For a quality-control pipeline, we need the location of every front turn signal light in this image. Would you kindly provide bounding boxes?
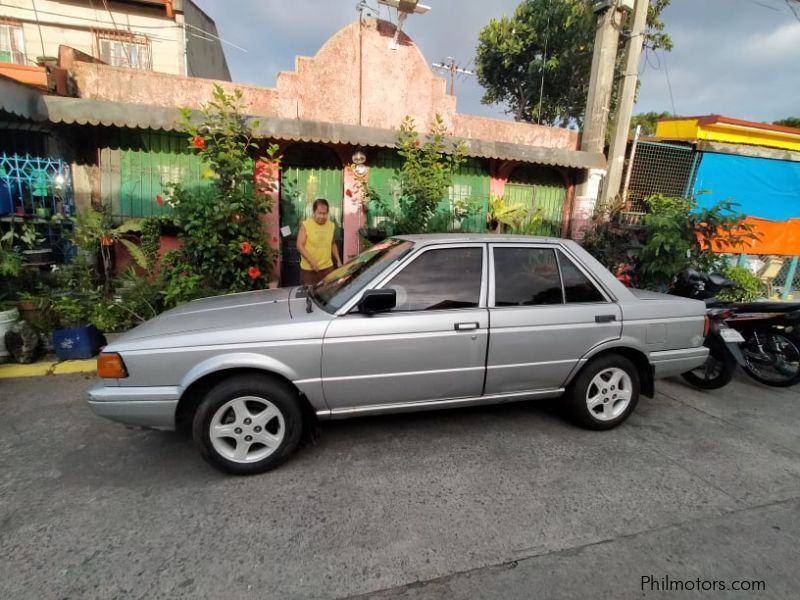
[703,315,710,337]
[97,352,128,379]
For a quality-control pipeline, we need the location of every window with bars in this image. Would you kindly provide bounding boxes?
[0,19,26,65]
[95,30,152,70]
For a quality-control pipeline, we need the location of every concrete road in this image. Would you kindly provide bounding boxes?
[1,373,798,599]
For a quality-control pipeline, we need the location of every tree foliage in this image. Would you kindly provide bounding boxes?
[773,117,800,129]
[630,111,673,136]
[393,115,468,234]
[476,0,672,126]
[164,85,279,300]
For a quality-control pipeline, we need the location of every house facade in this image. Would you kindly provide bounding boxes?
[1,18,605,285]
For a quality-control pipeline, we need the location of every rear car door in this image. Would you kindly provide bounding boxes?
[321,244,488,410]
[485,243,622,394]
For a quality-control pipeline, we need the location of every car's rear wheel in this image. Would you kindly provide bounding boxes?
[192,374,303,475]
[566,354,640,430]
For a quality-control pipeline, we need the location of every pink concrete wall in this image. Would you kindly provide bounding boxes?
[70,19,578,151]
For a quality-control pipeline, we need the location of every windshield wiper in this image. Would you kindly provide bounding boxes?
[305,285,313,313]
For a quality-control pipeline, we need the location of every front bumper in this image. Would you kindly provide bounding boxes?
[649,347,710,379]
[88,382,180,430]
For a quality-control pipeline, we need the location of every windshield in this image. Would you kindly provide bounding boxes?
[311,239,413,312]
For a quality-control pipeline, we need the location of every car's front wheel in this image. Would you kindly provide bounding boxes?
[192,374,303,475]
[566,354,640,430]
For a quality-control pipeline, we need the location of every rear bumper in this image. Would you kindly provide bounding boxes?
[649,347,709,379]
[87,382,180,430]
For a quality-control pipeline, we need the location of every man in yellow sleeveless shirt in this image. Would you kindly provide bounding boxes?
[296,198,342,286]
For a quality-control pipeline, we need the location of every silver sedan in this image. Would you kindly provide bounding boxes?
[89,235,708,474]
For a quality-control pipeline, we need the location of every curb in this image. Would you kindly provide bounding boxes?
[0,358,96,379]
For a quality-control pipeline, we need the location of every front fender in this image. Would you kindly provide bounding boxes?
[179,352,300,392]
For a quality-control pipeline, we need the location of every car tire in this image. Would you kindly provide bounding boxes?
[192,374,303,475]
[565,354,640,430]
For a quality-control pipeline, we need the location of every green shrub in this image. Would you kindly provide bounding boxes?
[715,265,764,302]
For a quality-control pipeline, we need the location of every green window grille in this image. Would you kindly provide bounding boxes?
[101,131,210,219]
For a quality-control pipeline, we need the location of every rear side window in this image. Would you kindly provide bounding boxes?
[557,251,605,303]
[493,247,563,306]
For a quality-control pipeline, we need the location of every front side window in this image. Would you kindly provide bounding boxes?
[0,19,26,65]
[558,250,606,303]
[386,247,482,311]
[96,31,152,70]
[494,247,563,306]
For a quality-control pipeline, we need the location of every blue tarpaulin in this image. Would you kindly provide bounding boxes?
[693,152,800,221]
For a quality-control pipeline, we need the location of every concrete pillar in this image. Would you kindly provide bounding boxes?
[254,158,281,284]
[342,164,365,261]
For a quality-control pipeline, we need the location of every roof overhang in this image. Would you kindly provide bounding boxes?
[3,81,605,170]
[0,76,41,120]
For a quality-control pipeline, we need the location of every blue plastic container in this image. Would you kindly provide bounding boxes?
[52,325,105,360]
[0,180,13,216]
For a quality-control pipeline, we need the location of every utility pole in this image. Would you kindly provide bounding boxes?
[571,1,627,239]
[600,0,648,207]
[432,57,475,96]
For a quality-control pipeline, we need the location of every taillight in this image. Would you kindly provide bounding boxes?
[703,315,710,337]
[97,352,128,379]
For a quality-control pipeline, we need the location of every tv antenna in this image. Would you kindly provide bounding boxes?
[431,57,475,95]
[377,0,431,49]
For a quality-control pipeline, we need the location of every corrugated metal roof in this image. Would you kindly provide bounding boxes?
[4,81,605,170]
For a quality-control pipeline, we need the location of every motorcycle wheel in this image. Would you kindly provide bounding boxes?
[681,338,735,390]
[741,330,800,387]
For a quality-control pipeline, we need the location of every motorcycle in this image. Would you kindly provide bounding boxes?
[669,270,748,390]
[708,300,800,387]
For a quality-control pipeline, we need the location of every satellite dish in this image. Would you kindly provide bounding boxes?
[377,0,432,49]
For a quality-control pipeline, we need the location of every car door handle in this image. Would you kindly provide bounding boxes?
[454,322,479,331]
[595,314,617,323]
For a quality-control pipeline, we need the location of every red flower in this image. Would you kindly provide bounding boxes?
[345,189,353,198]
[193,135,206,149]
[240,241,253,255]
[271,236,278,243]
[155,195,164,206]
[248,266,261,280]
[414,140,421,146]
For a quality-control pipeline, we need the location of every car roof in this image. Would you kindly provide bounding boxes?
[395,234,568,245]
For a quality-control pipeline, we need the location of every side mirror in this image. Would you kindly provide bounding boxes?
[358,289,396,314]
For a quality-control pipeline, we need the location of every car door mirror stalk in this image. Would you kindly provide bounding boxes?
[358,289,396,314]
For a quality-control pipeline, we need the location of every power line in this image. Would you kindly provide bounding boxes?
[661,48,676,115]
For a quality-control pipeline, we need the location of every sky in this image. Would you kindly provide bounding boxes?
[192,0,800,125]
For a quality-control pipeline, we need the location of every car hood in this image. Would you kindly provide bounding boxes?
[108,287,305,348]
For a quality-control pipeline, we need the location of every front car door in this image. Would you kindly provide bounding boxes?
[321,243,488,411]
[485,243,622,395]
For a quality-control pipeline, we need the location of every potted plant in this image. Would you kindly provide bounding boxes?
[42,257,105,359]
[486,195,525,233]
[18,223,53,265]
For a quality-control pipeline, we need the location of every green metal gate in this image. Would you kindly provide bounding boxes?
[280,144,343,285]
[504,165,566,237]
